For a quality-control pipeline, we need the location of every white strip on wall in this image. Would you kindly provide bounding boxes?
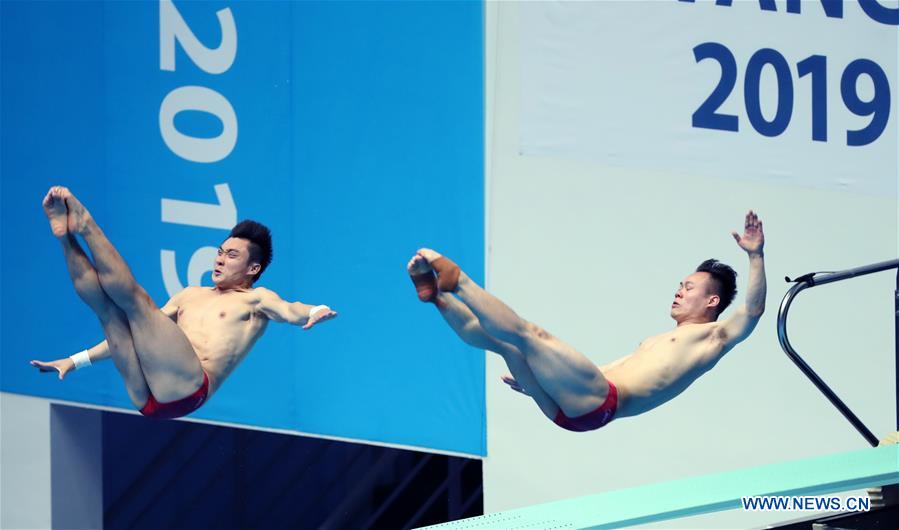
[1,392,52,530]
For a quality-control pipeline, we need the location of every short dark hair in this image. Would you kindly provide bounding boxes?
[228,220,272,284]
[696,259,737,317]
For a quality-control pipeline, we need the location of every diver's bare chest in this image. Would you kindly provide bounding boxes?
[636,326,710,356]
[177,291,256,325]
[637,330,679,353]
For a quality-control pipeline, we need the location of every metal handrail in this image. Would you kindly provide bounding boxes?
[776,258,899,447]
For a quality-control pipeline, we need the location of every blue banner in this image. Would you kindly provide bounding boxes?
[1,0,485,456]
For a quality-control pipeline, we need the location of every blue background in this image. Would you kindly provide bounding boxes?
[1,0,485,456]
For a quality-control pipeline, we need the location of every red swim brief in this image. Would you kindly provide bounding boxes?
[553,381,618,432]
[139,372,209,420]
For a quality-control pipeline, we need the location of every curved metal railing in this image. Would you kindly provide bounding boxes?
[776,258,899,447]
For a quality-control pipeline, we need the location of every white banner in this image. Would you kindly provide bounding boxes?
[520,0,897,195]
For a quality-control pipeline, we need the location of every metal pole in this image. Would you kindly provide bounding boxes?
[804,259,899,287]
[777,282,880,447]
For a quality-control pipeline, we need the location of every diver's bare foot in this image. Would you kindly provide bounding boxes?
[408,254,437,303]
[416,248,442,263]
[408,254,432,276]
[42,186,69,238]
[60,188,93,234]
[417,248,460,292]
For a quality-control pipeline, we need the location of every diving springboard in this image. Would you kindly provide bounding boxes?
[420,444,899,529]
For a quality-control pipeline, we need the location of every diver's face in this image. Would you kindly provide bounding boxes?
[213,237,258,286]
[670,271,718,322]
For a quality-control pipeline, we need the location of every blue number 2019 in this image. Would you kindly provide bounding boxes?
[692,42,890,147]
